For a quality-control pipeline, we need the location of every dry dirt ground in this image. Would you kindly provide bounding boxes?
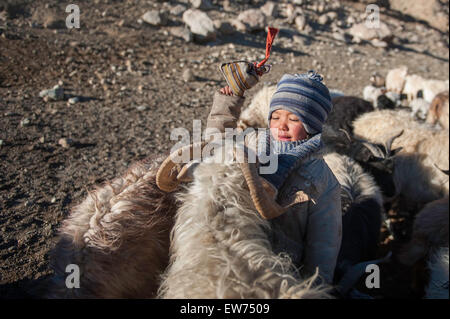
[0,0,448,298]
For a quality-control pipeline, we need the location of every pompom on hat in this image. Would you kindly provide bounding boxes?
[268,71,333,135]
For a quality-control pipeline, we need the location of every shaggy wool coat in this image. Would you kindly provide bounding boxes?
[206,91,343,284]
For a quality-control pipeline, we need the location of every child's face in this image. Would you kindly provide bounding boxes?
[270,109,308,142]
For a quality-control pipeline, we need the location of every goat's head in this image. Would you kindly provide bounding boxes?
[340,129,404,198]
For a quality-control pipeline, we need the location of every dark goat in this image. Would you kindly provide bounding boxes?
[323,128,404,199]
[327,96,374,133]
[323,152,388,298]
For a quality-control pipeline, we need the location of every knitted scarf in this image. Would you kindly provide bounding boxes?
[257,129,323,190]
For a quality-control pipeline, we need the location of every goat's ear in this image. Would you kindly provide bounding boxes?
[389,147,403,157]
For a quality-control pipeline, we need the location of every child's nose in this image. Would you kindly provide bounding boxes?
[278,119,289,130]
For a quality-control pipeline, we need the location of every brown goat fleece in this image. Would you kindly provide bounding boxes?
[46,155,177,298]
[426,91,449,130]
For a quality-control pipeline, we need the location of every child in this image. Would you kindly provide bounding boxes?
[207,70,342,284]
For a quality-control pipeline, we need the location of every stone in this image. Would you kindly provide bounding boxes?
[136,105,148,111]
[42,11,65,29]
[39,85,64,101]
[68,96,80,105]
[182,69,195,82]
[318,14,330,25]
[169,26,193,42]
[190,0,214,11]
[170,4,186,16]
[213,20,235,35]
[182,9,216,42]
[237,9,266,32]
[58,138,73,148]
[20,118,30,127]
[260,2,277,18]
[371,38,388,48]
[295,15,307,31]
[231,20,247,33]
[142,10,168,26]
[390,0,448,33]
[348,22,392,42]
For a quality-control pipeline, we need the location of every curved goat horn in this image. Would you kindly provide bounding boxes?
[433,163,449,176]
[238,160,287,220]
[385,130,404,155]
[361,142,385,159]
[338,128,353,143]
[156,141,206,192]
[235,144,287,220]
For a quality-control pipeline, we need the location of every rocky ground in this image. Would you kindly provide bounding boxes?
[0,0,448,298]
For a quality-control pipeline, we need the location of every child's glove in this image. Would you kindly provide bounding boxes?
[219,27,279,96]
[219,61,270,97]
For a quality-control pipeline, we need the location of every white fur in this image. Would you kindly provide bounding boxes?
[423,79,449,104]
[353,110,449,203]
[158,144,332,299]
[403,74,425,104]
[385,66,408,94]
[363,85,385,107]
[237,85,276,130]
[324,152,383,207]
[409,98,430,120]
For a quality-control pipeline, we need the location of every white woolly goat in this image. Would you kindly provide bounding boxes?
[423,79,449,104]
[425,247,449,299]
[363,85,386,107]
[47,155,176,298]
[323,152,383,211]
[409,98,430,120]
[237,85,276,130]
[353,109,449,203]
[385,66,408,94]
[157,145,332,299]
[403,74,425,104]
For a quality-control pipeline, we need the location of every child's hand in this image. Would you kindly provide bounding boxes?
[220,86,234,96]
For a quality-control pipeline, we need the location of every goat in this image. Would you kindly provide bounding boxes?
[353,109,449,203]
[423,79,449,104]
[385,66,408,94]
[46,155,177,298]
[323,152,390,297]
[398,197,449,267]
[426,91,449,130]
[363,85,386,107]
[403,74,425,104]
[322,126,403,200]
[327,96,374,133]
[237,85,275,130]
[409,98,430,120]
[398,195,449,299]
[157,141,332,299]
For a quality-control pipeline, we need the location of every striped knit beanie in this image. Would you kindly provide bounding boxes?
[268,71,332,135]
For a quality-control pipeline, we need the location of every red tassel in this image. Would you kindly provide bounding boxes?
[256,27,279,69]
